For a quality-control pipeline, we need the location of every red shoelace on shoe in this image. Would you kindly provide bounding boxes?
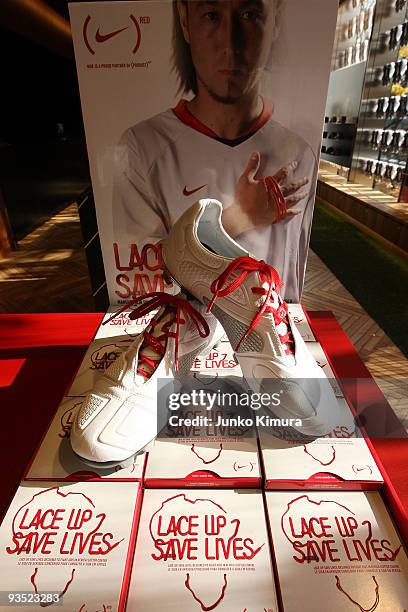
[104,292,210,377]
[207,256,294,355]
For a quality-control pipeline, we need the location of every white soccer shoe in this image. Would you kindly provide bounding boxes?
[162,199,353,438]
[70,292,223,468]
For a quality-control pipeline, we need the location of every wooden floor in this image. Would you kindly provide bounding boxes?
[0,202,406,421]
[0,204,94,313]
[302,250,407,423]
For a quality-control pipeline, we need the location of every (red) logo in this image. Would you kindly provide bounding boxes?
[352,464,373,475]
[233,462,255,472]
[83,15,142,55]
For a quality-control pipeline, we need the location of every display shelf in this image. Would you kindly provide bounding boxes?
[0,312,407,548]
[351,0,408,201]
[309,311,408,545]
[332,0,376,70]
[321,151,355,166]
[322,120,357,167]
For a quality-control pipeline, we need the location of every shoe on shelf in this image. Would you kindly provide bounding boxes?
[163,199,352,439]
[70,291,223,468]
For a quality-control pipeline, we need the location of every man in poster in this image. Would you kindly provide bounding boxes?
[113,0,317,302]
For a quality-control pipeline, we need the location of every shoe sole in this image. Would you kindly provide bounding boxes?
[72,440,153,471]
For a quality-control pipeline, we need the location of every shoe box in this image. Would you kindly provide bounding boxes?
[125,488,279,611]
[307,341,344,397]
[65,308,153,397]
[287,304,316,342]
[259,398,384,490]
[4,302,402,610]
[23,396,147,482]
[0,480,142,611]
[144,404,261,488]
[265,491,408,611]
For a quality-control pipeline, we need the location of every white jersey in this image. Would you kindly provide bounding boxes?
[112,100,317,302]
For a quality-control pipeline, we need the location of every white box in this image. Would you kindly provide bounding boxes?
[126,489,279,611]
[0,480,142,611]
[265,491,408,611]
[94,307,154,340]
[307,341,343,397]
[67,334,133,396]
[24,397,146,481]
[259,398,383,490]
[145,408,260,487]
[66,309,151,397]
[288,304,316,342]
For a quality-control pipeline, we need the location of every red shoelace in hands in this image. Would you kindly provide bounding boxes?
[264,175,287,222]
[207,256,294,355]
[104,292,210,377]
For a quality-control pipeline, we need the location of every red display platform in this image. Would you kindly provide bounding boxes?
[308,312,408,544]
[0,312,407,544]
[0,313,103,521]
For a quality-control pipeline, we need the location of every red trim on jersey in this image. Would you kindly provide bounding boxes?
[172,98,272,140]
[173,100,218,138]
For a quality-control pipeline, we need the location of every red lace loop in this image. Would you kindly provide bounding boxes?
[207,256,294,354]
[104,292,210,375]
[264,175,287,222]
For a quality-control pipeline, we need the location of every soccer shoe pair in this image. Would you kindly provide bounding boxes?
[70,292,223,468]
[162,199,353,439]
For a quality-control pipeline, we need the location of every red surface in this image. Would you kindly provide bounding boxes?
[0,313,102,349]
[0,358,25,387]
[172,98,272,139]
[145,476,261,489]
[0,313,103,521]
[265,478,382,491]
[309,311,408,544]
[119,483,144,612]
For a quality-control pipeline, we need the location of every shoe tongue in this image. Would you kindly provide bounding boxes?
[136,308,175,382]
[259,279,295,360]
[276,321,288,336]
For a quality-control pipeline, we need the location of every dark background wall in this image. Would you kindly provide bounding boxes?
[0,1,90,240]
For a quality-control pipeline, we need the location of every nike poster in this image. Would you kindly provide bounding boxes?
[69,0,338,305]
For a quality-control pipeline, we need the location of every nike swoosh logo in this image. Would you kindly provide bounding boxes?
[183,184,206,197]
[95,26,128,43]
